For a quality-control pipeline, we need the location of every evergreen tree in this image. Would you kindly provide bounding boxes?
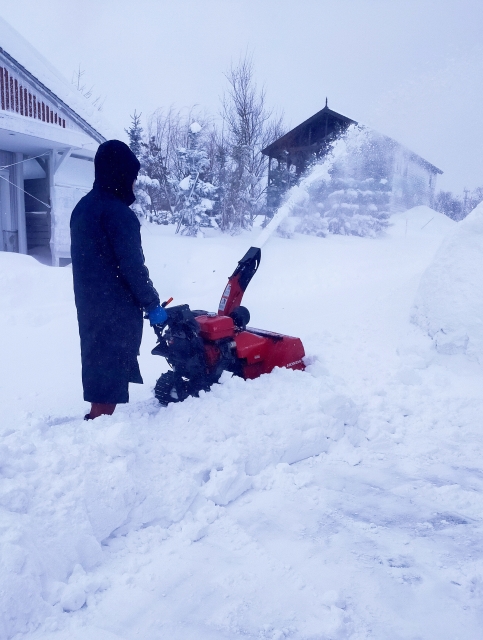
[125,111,143,158]
[176,123,218,236]
[139,135,172,223]
[209,134,230,230]
[125,111,156,220]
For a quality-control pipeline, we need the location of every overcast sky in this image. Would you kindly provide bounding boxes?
[2,0,483,191]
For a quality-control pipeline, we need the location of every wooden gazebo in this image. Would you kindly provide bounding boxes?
[262,101,355,175]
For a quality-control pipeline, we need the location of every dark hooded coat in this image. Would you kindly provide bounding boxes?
[70,140,160,404]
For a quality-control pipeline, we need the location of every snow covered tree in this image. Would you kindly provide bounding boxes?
[139,135,173,223]
[125,112,161,220]
[175,122,218,236]
[139,108,216,227]
[205,131,231,230]
[433,190,464,221]
[124,111,152,218]
[123,57,284,234]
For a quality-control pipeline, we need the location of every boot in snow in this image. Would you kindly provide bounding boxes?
[84,403,116,420]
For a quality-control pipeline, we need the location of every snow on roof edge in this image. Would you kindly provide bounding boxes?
[0,16,119,142]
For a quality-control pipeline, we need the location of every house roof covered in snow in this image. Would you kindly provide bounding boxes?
[0,17,113,144]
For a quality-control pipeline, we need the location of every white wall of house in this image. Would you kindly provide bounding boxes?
[0,49,104,265]
[0,13,113,265]
[50,154,94,265]
[0,149,26,254]
[390,146,438,212]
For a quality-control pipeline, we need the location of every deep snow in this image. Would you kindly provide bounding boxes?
[2,206,483,640]
[413,200,483,362]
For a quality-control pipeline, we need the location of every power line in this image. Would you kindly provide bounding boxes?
[0,152,49,171]
[0,174,51,209]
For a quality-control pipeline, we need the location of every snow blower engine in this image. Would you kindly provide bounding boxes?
[151,247,305,406]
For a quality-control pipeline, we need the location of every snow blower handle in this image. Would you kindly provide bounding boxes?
[147,298,173,335]
[218,247,261,316]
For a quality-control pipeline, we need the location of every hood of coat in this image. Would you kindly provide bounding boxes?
[93,140,141,206]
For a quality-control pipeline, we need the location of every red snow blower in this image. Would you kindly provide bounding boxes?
[151,246,305,406]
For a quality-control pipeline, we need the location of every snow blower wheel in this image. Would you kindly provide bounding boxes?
[154,370,210,406]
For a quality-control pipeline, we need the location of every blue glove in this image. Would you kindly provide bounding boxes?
[148,305,168,326]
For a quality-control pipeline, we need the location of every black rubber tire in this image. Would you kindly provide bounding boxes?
[154,371,179,406]
[154,370,215,406]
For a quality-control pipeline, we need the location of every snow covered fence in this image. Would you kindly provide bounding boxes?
[0,360,361,638]
[412,200,483,360]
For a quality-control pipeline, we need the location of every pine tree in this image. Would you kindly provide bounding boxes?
[176,123,218,236]
[125,111,143,158]
[139,135,173,223]
[124,111,153,220]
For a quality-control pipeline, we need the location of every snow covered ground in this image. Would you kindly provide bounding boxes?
[2,205,483,640]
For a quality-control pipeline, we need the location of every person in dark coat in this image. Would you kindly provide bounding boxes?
[70,140,167,420]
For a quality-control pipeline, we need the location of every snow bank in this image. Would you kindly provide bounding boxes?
[412,201,483,359]
[387,204,455,240]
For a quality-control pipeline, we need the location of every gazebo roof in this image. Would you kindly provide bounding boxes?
[262,104,356,158]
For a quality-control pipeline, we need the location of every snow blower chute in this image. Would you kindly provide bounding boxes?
[151,200,306,406]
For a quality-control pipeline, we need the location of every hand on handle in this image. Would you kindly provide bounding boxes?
[148,305,168,326]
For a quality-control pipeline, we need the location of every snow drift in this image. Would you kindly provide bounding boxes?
[412,200,483,360]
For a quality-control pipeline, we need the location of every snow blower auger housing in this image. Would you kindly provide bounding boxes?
[151,247,305,406]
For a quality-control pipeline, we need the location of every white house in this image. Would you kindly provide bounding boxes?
[0,18,111,266]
